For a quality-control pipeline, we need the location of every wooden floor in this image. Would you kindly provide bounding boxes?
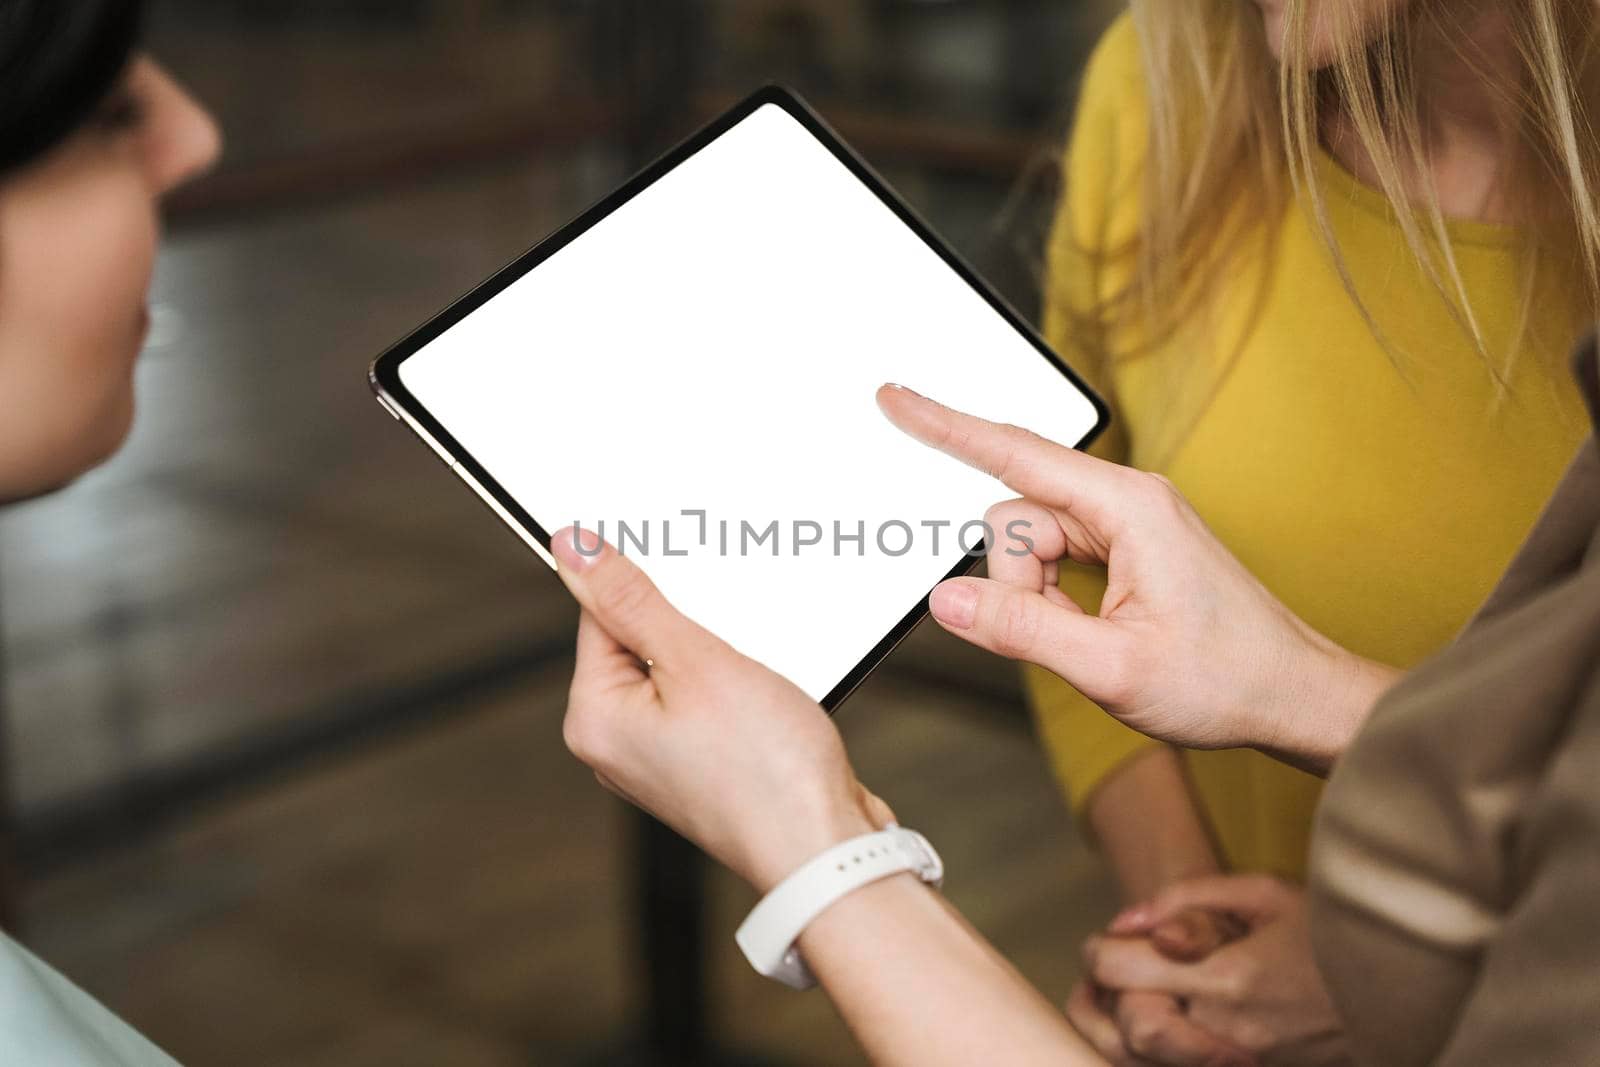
[20,662,1115,1066]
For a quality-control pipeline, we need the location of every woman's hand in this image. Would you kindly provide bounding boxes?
[1084,877,1350,1067]
[551,525,890,893]
[1066,909,1253,1067]
[877,385,1398,770]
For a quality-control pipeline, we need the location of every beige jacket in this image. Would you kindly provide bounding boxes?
[1308,340,1600,1065]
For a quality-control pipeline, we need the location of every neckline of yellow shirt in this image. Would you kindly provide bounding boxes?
[1310,143,1521,251]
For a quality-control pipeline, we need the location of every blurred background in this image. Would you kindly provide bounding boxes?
[0,1,1123,1063]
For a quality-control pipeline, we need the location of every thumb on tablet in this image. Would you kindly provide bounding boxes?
[550,525,710,673]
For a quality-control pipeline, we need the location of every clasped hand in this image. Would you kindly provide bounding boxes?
[1067,877,1349,1067]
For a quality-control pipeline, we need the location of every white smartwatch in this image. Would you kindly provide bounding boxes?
[735,825,944,990]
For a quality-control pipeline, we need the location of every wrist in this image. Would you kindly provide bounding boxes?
[744,788,884,895]
[1262,638,1399,776]
[1144,852,1222,893]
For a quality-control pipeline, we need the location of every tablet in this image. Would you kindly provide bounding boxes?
[370,86,1107,711]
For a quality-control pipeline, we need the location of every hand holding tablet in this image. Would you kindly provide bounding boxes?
[551,521,889,897]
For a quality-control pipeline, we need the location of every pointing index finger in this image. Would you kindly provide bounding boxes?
[875,384,1127,525]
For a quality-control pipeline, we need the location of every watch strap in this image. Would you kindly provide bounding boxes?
[735,825,944,990]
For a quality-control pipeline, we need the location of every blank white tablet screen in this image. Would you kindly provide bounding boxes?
[397,99,1102,705]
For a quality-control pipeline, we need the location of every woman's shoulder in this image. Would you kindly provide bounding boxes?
[1079,11,1144,113]
[1056,12,1149,224]
[1046,12,1148,286]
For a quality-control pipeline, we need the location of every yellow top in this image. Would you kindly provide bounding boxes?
[1027,15,1592,879]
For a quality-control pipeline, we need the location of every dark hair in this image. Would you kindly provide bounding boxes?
[0,0,144,173]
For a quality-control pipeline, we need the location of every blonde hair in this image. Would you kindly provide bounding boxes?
[1093,0,1600,387]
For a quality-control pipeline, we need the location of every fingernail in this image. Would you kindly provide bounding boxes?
[930,582,978,629]
[885,382,924,398]
[551,525,603,572]
[1109,905,1150,933]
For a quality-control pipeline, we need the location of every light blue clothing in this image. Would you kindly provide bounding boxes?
[1,933,179,1065]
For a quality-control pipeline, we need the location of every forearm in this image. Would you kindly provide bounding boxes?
[1087,746,1221,902]
[800,872,1101,1067]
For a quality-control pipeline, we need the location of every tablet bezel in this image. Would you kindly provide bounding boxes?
[369,84,1109,712]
